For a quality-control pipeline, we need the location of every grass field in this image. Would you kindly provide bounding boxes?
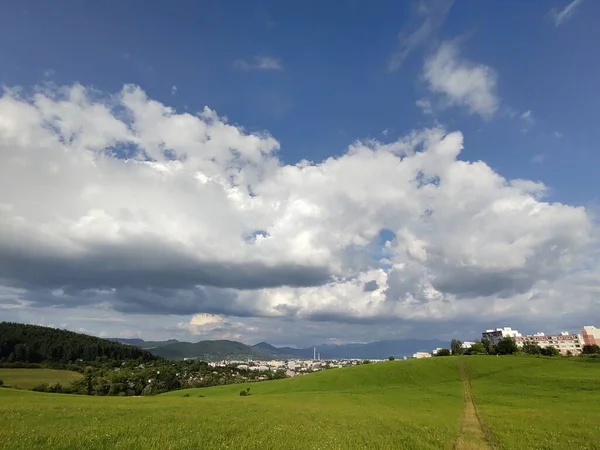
[0,356,598,450]
[465,356,600,450]
[0,368,82,389]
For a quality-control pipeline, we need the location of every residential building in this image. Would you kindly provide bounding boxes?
[582,326,600,346]
[461,341,476,349]
[412,352,432,359]
[516,332,583,355]
[481,327,522,345]
[482,327,584,355]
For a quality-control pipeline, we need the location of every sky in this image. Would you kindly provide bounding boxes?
[0,0,599,347]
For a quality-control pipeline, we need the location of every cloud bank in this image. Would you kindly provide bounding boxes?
[0,83,598,340]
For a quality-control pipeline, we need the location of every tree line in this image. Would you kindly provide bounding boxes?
[26,359,288,396]
[0,322,291,396]
[435,337,600,357]
[0,322,157,365]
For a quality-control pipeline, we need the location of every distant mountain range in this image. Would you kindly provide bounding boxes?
[107,337,448,361]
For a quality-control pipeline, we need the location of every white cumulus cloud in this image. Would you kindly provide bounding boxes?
[0,83,598,338]
[424,41,500,119]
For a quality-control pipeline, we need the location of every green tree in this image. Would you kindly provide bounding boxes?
[496,337,518,355]
[450,339,463,355]
[481,338,496,355]
[581,344,600,355]
[388,356,395,361]
[436,348,451,356]
[522,341,542,355]
[464,342,485,355]
[540,346,560,357]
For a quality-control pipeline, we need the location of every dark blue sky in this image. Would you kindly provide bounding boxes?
[0,0,597,197]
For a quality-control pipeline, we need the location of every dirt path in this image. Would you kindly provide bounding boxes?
[455,360,494,450]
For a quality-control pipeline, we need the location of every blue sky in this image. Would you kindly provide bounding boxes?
[1,0,597,204]
[0,0,598,344]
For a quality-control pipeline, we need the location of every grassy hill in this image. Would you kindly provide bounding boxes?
[465,356,600,449]
[1,356,599,449]
[0,368,82,389]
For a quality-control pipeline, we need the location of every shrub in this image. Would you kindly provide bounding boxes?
[240,387,251,396]
[582,344,600,355]
[496,337,518,355]
[540,346,560,357]
[0,378,3,387]
[32,383,50,392]
[183,393,190,397]
[436,349,451,357]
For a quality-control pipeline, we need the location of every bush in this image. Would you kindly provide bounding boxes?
[496,337,518,355]
[183,393,190,397]
[32,383,50,392]
[540,346,560,357]
[436,349,451,356]
[239,387,251,396]
[582,344,600,355]
[388,356,395,361]
[522,342,542,355]
[0,378,3,387]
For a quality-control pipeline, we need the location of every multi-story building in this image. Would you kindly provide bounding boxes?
[481,327,522,345]
[482,327,584,355]
[516,332,583,355]
[582,326,600,346]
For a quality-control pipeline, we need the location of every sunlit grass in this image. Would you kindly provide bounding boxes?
[0,368,82,389]
[466,356,600,449]
[0,359,463,450]
[1,356,599,449]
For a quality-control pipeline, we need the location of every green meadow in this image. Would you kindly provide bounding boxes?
[0,368,82,389]
[465,356,600,450]
[1,356,599,450]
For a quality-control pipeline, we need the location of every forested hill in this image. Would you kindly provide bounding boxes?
[0,322,159,364]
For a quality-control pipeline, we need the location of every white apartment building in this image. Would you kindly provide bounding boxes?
[413,352,432,359]
[516,332,583,355]
[481,327,522,345]
[482,327,584,355]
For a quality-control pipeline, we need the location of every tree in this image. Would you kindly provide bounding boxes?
[540,346,560,357]
[450,339,463,355]
[464,342,485,355]
[496,337,518,355]
[522,341,542,355]
[481,338,495,355]
[436,348,451,356]
[0,378,3,387]
[388,356,395,361]
[582,344,600,355]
